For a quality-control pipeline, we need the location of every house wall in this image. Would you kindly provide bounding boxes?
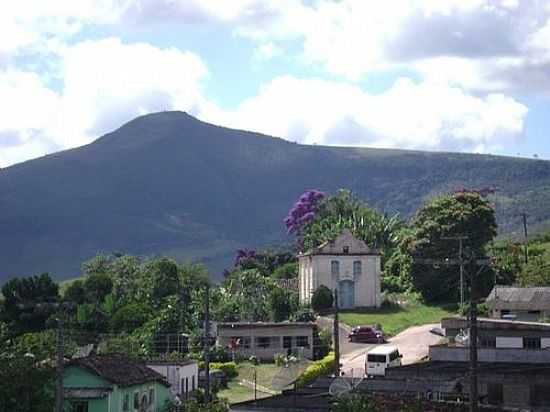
[112,382,171,412]
[64,366,171,412]
[147,363,198,398]
[218,325,314,361]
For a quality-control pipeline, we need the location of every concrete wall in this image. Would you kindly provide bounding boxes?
[429,345,550,363]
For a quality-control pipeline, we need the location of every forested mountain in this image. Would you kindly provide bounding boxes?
[1,111,550,282]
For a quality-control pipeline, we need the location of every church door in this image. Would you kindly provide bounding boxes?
[339,280,355,309]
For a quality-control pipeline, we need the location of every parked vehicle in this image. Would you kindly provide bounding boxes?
[348,325,385,343]
[365,345,402,376]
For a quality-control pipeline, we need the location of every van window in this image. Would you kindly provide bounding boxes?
[367,354,386,363]
[389,351,400,362]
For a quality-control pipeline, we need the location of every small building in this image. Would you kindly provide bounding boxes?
[217,322,315,361]
[145,359,198,400]
[64,355,172,412]
[440,316,550,353]
[486,286,550,321]
[298,229,382,309]
[360,317,550,410]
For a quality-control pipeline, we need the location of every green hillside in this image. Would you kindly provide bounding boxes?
[1,111,550,282]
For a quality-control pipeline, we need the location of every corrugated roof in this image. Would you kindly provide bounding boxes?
[486,286,550,311]
[67,355,170,387]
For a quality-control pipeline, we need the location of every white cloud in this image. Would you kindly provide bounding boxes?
[206,76,528,153]
[0,38,210,166]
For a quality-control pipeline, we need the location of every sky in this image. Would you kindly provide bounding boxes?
[1,0,550,167]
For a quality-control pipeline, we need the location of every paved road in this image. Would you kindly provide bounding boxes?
[340,323,441,377]
[317,316,374,356]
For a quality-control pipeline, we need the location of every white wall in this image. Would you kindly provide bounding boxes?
[495,337,523,349]
[147,362,198,397]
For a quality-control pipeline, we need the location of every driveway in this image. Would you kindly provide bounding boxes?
[340,323,442,377]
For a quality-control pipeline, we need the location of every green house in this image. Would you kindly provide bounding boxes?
[63,355,172,412]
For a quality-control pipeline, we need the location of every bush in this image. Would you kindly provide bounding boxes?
[208,362,238,379]
[311,285,333,312]
[291,306,316,322]
[274,353,286,366]
[296,352,335,388]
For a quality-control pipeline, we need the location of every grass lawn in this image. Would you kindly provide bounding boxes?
[218,361,310,404]
[338,303,454,337]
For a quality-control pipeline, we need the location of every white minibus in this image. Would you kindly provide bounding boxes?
[365,345,402,376]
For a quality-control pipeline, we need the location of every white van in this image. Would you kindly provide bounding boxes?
[365,345,402,376]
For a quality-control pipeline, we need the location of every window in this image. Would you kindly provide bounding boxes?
[185,377,189,398]
[331,260,340,276]
[353,261,362,276]
[256,336,271,348]
[343,246,349,254]
[133,392,139,410]
[256,336,279,348]
[123,394,129,411]
[283,336,292,349]
[524,337,541,349]
[367,354,386,363]
[479,336,496,348]
[192,375,196,391]
[72,402,88,412]
[149,388,154,406]
[296,336,309,348]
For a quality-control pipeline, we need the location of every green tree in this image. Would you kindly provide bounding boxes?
[63,279,86,304]
[311,285,333,312]
[268,286,297,321]
[291,189,402,257]
[110,303,151,333]
[0,323,55,411]
[408,191,497,302]
[517,256,550,286]
[83,272,113,303]
[1,273,59,334]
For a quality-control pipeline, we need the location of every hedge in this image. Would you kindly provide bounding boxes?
[198,361,238,379]
[296,352,335,388]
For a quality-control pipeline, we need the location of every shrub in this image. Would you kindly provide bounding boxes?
[311,285,333,312]
[274,353,286,366]
[209,362,238,379]
[296,352,335,388]
[248,355,259,365]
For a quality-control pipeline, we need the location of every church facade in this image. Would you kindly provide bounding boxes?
[298,229,382,309]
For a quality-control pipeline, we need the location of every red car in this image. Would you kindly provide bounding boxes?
[348,326,385,343]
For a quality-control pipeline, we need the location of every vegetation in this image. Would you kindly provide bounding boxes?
[295,352,335,388]
[2,111,550,282]
[338,302,453,337]
[311,285,334,312]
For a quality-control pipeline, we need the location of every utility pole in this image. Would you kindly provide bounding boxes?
[415,250,490,412]
[333,289,340,377]
[55,316,64,412]
[204,283,211,403]
[442,236,468,308]
[521,213,529,264]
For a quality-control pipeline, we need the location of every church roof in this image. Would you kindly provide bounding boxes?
[299,229,380,257]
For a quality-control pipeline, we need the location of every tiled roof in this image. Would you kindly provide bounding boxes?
[67,355,170,387]
[486,286,550,310]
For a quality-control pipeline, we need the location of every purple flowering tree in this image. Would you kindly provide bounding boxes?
[284,189,325,235]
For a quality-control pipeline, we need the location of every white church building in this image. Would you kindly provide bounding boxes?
[298,229,382,309]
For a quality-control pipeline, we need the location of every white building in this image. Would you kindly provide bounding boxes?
[146,360,198,399]
[298,229,381,309]
[217,322,315,361]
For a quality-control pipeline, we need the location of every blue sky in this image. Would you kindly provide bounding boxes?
[1,0,550,167]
